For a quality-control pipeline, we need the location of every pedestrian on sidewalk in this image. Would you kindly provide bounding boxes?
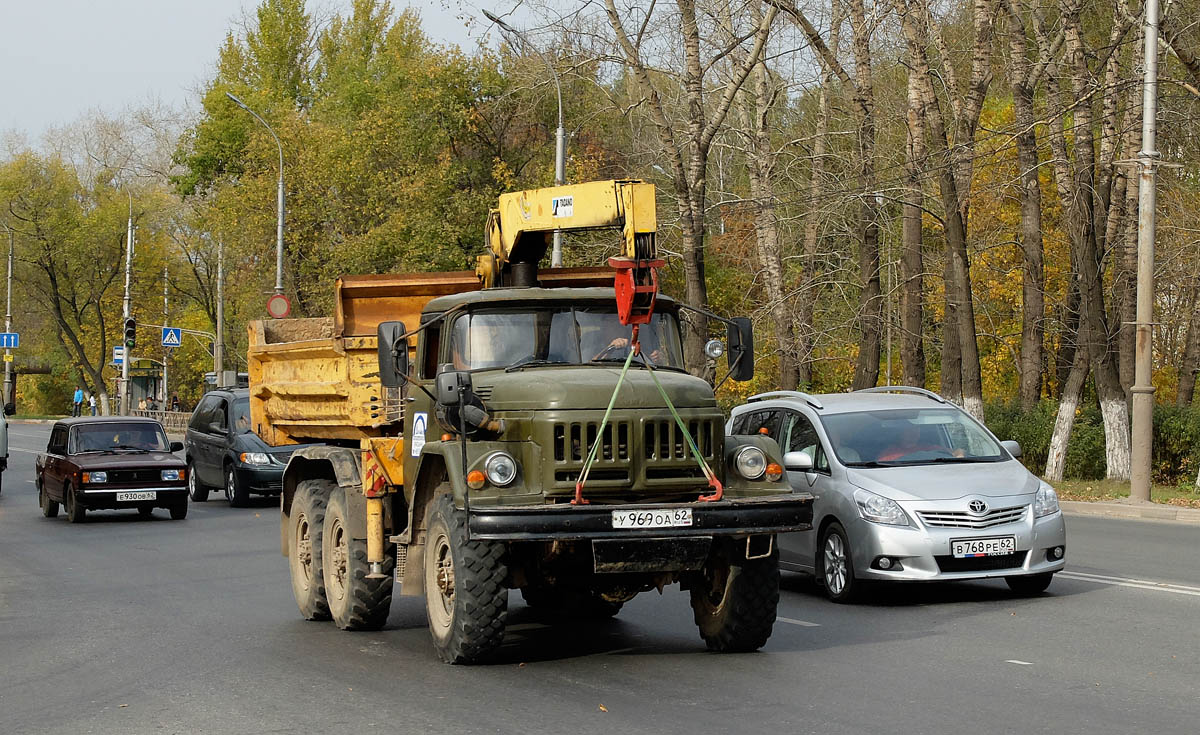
[88,393,97,416]
[71,385,83,417]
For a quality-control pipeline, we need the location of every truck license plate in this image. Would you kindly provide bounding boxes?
[116,491,156,502]
[611,508,692,529]
[951,536,1015,558]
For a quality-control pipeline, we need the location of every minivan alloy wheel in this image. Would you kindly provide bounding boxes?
[823,533,848,595]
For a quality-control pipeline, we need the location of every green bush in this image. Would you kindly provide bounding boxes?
[984,400,1200,483]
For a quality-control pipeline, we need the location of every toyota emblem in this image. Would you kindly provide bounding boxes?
[968,499,988,514]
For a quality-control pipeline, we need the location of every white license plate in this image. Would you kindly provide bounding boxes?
[951,536,1016,558]
[611,508,693,529]
[116,491,156,502]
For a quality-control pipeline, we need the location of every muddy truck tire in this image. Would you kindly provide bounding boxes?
[289,480,332,621]
[688,539,780,652]
[423,493,508,664]
[323,486,394,631]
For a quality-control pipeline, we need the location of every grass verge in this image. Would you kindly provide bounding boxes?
[1054,479,1200,509]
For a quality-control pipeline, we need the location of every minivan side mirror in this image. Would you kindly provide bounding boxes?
[377,321,409,389]
[1001,440,1022,458]
[726,317,754,382]
[783,450,814,472]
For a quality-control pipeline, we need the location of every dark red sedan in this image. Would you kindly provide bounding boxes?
[35,417,189,522]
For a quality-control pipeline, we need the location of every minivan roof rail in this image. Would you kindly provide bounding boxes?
[746,390,825,410]
[854,385,947,403]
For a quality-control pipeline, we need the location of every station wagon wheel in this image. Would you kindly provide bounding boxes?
[818,522,863,604]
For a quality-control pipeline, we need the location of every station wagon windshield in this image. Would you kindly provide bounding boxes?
[820,408,1005,466]
[448,308,685,371]
[70,422,171,453]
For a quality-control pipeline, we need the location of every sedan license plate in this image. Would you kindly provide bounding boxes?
[612,508,693,529]
[116,491,156,502]
[951,536,1016,558]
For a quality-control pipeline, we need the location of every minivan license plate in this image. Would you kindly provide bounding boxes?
[612,508,692,529]
[951,536,1015,558]
[116,491,156,502]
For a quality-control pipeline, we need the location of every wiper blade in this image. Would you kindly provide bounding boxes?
[505,359,568,372]
[846,461,899,468]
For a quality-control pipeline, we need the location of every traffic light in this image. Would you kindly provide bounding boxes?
[124,317,136,349]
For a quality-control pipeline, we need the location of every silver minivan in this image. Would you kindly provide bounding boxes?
[728,387,1066,603]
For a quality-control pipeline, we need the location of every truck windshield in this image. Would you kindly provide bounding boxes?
[448,308,685,370]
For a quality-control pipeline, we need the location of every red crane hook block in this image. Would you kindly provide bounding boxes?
[609,256,665,326]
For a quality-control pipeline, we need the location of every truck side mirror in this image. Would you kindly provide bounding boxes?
[436,364,472,407]
[726,317,754,382]
[377,321,409,388]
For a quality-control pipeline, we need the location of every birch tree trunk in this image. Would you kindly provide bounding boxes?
[1045,350,1089,482]
[901,54,926,387]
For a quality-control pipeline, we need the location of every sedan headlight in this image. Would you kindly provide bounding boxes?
[82,471,107,484]
[853,488,909,526]
[240,452,270,466]
[162,469,182,482]
[484,452,518,486]
[1035,483,1060,518]
[734,446,767,480]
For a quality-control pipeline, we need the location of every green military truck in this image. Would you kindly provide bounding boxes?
[248,181,813,663]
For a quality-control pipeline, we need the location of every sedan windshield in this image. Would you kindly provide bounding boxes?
[71,422,171,453]
[448,308,685,370]
[820,408,1006,466]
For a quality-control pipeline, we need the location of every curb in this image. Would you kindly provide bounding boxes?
[1062,500,1200,525]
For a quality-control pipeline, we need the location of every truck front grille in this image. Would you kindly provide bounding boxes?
[547,415,721,491]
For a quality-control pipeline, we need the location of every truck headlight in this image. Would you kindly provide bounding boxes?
[485,452,518,486]
[162,469,182,481]
[1035,483,1060,517]
[82,471,107,484]
[854,488,909,526]
[734,446,767,480]
[240,452,270,465]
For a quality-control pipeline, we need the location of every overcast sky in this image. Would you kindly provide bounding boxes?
[0,0,494,143]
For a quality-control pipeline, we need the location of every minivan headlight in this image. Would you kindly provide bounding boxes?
[853,488,909,526]
[1035,483,1060,518]
[734,446,767,480]
[240,452,270,465]
[484,452,518,486]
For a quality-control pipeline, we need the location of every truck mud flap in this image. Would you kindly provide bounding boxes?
[591,537,712,574]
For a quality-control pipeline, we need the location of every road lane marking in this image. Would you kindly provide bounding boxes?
[9,447,41,454]
[778,617,821,627]
[1059,571,1200,597]
[1006,660,1034,666]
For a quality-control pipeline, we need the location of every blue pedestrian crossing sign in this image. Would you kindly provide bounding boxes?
[113,345,125,365]
[0,332,18,349]
[161,327,182,347]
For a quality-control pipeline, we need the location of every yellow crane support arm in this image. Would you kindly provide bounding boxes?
[476,179,657,287]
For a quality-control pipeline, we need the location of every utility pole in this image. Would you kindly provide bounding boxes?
[4,228,13,407]
[1131,0,1161,503]
[483,9,567,267]
[162,263,169,408]
[215,240,225,388]
[121,195,134,415]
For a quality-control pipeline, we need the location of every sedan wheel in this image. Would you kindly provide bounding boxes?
[64,484,86,524]
[39,480,59,518]
[818,522,864,603]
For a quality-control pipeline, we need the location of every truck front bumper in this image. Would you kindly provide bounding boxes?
[466,493,813,541]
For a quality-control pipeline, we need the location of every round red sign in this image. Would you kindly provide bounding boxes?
[266,293,291,319]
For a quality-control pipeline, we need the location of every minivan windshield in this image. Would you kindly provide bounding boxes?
[820,408,1006,466]
[70,422,171,453]
[447,308,685,371]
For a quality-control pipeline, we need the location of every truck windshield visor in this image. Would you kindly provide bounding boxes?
[448,308,685,370]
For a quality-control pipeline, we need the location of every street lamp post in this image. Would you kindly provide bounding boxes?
[121,195,134,415]
[4,228,13,407]
[483,10,567,267]
[226,92,286,297]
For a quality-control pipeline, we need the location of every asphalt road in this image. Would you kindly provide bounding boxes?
[2,424,1197,735]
